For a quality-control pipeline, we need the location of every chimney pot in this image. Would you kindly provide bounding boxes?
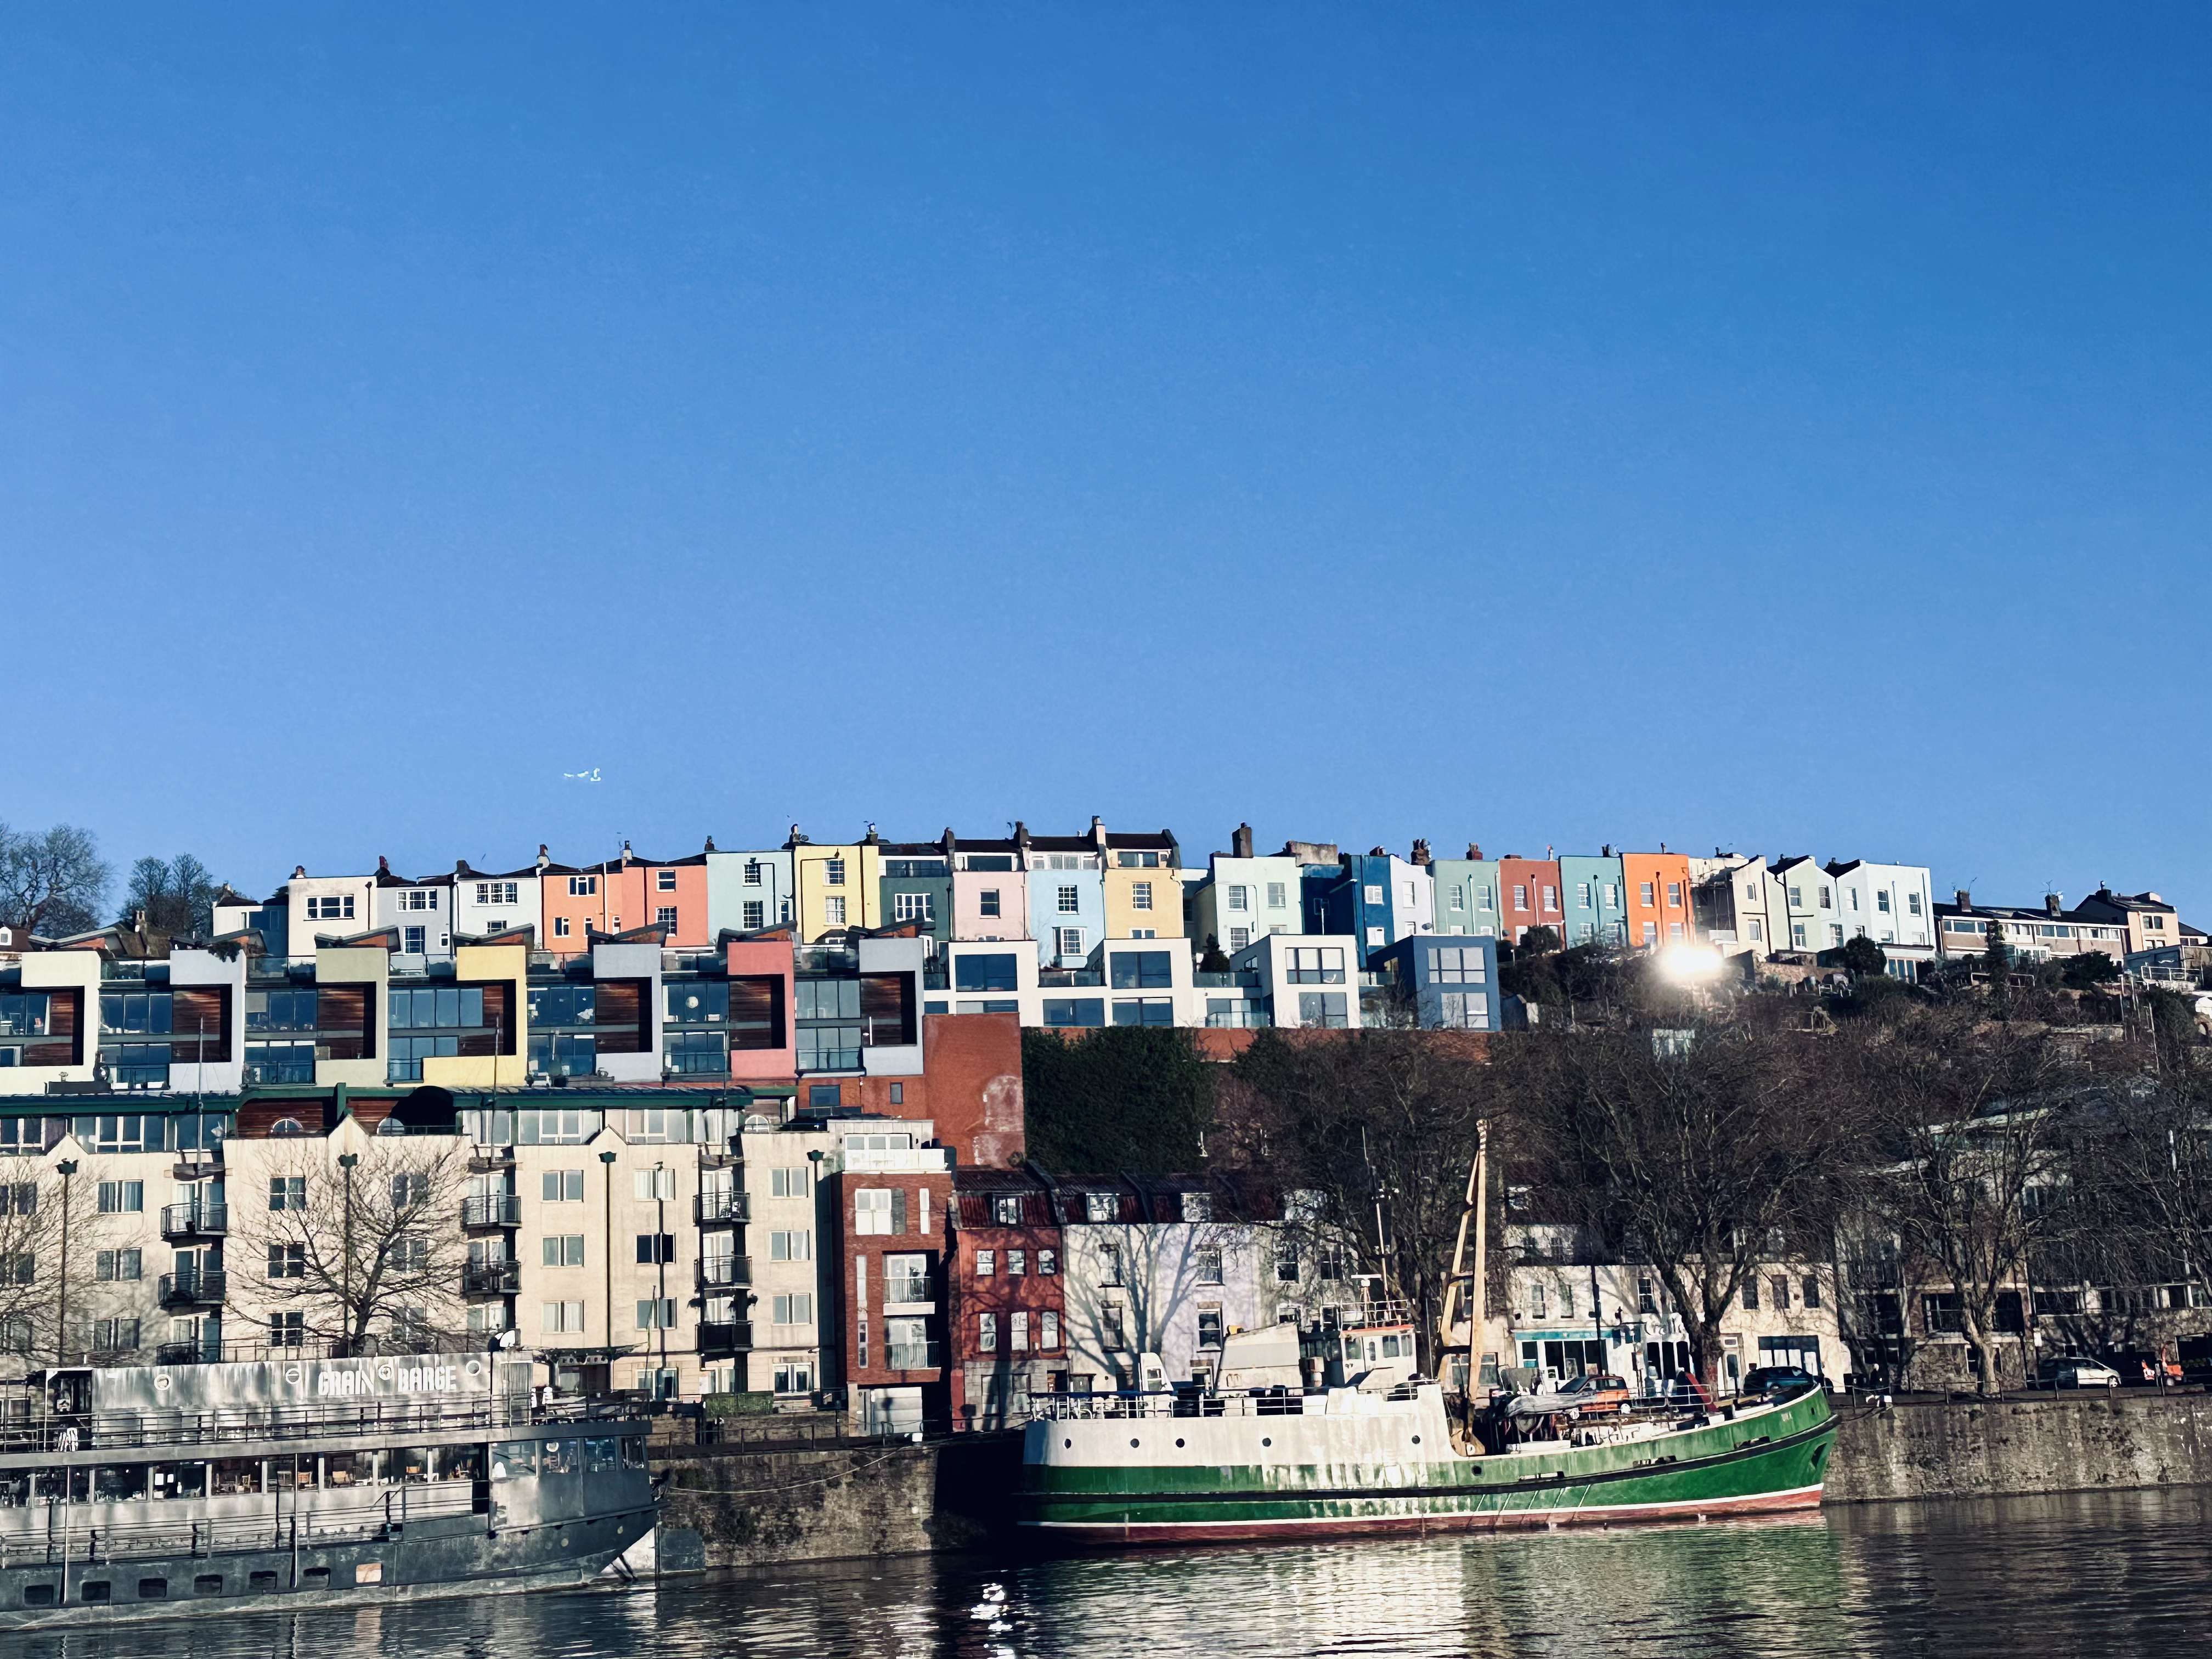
[1232,823,1254,860]
[293,866,307,879]
[1466,843,1482,861]
[377,856,390,875]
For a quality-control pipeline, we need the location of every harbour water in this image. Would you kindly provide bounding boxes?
[8,1486,2208,1658]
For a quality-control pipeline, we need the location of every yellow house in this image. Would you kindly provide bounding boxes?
[422,942,531,1090]
[1100,827,1185,940]
[790,833,882,941]
[311,941,394,1092]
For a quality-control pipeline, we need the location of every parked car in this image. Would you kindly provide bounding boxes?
[2103,1350,2181,1387]
[1739,1365,1823,1398]
[1554,1372,1632,1414]
[2035,1355,2121,1390]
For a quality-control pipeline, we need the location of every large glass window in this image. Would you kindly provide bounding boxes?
[955,954,1018,993]
[664,1030,728,1075]
[0,994,50,1039]
[99,992,172,1036]
[527,1032,596,1078]
[1427,947,1486,984]
[527,986,596,1026]
[244,1043,314,1085]
[664,981,728,1025]
[388,986,486,1030]
[1109,951,1172,990]
[1297,991,1350,1028]
[1287,947,1346,985]
[244,989,317,1032]
[1042,998,1104,1028]
[1113,999,1174,1027]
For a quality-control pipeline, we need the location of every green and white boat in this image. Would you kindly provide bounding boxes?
[1020,1343,1836,1546]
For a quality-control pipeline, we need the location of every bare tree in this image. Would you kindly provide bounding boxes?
[120,854,224,936]
[1225,1029,1509,1374]
[0,822,111,937]
[1516,1014,1864,1393]
[0,1160,121,1371]
[233,1135,469,1355]
[1833,1008,2067,1395]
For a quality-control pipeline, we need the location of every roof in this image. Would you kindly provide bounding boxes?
[1103,830,1177,851]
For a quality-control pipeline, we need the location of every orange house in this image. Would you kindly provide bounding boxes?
[537,844,714,953]
[1497,856,1564,945]
[1622,850,1694,951]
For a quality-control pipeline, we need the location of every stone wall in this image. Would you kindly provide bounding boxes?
[654,1432,1022,1570]
[1828,1390,2212,1503]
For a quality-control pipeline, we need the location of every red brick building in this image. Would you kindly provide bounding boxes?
[831,1147,956,1435]
[947,1167,1066,1429]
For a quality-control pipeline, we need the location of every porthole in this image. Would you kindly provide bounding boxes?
[1130,1438,1141,1449]
[1063,1439,1073,1449]
[1412,1435,1421,1445]
[1175,1438,1186,1448]
[1262,1437,1272,1447]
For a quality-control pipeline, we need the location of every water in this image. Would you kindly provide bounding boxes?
[9,1488,2209,1658]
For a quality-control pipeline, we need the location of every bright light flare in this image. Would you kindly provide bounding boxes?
[1658,944,1724,984]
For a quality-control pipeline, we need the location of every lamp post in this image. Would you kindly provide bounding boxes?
[55,1159,77,1366]
[600,1149,618,1393]
[337,1153,359,1356]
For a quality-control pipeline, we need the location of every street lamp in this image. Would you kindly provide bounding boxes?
[600,1149,619,1391]
[337,1152,359,1356]
[54,1159,77,1366]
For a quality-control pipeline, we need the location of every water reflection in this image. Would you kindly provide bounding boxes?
[12,1488,2211,1659]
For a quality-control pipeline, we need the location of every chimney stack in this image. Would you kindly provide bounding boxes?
[1231,822,1254,860]
[1956,889,1972,910]
[377,856,390,875]
[536,845,550,872]
[1466,843,1483,861]
[293,865,307,879]
[1410,838,1432,866]
[2045,893,2063,917]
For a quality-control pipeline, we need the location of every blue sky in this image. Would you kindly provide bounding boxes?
[3,6,2208,915]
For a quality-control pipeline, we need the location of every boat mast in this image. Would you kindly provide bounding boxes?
[1438,1120,1487,1422]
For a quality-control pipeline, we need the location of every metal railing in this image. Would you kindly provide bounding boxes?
[696,1257,752,1289]
[461,1195,522,1228]
[1035,1389,1333,1421]
[697,1321,754,1355]
[159,1202,228,1239]
[0,1392,648,1458]
[462,1262,520,1295]
[695,1192,749,1224]
[883,1342,943,1372]
[156,1270,227,1307]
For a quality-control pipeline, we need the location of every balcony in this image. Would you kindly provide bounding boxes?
[697,1256,753,1289]
[883,1341,943,1372]
[462,1261,521,1296]
[157,1269,227,1307]
[159,1201,229,1240]
[461,1195,522,1228]
[695,1191,750,1225]
[698,1321,754,1356]
[152,1339,223,1367]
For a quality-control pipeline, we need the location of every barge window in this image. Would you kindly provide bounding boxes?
[621,1437,646,1470]
[586,1438,617,1474]
[210,1459,261,1497]
[79,1581,111,1603]
[94,1465,149,1503]
[391,1447,432,1483]
[439,1445,486,1482]
[138,1578,167,1600]
[541,1440,578,1475]
[492,1441,538,1480]
[324,1451,376,1487]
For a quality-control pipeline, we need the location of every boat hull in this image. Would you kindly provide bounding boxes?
[0,1500,658,1630]
[1022,1386,1836,1547]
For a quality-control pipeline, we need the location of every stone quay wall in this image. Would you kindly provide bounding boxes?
[1826,1389,2212,1503]
[650,1392,2212,1569]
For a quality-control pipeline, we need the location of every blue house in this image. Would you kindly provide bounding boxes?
[1369,933,1502,1031]
[1304,853,1400,967]
[1558,852,1628,949]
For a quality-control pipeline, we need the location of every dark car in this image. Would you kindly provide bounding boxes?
[1739,1365,1822,1398]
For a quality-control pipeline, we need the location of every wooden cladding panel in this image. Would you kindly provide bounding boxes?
[596,979,647,1055]
[168,986,230,1063]
[23,987,81,1067]
[730,977,786,1051]
[320,984,371,1060]
[860,973,915,1047]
